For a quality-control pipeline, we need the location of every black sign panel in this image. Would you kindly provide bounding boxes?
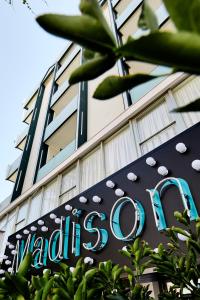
[2,123,200,275]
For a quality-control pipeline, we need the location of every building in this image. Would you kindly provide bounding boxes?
[1,0,200,298]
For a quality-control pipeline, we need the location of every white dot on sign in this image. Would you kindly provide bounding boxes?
[50,213,57,219]
[84,257,94,265]
[70,267,75,273]
[16,234,22,239]
[122,246,127,251]
[127,172,137,181]
[30,226,37,232]
[177,231,190,241]
[115,189,124,197]
[175,142,187,153]
[8,244,14,250]
[8,268,13,273]
[65,204,72,211]
[0,270,4,275]
[11,250,17,255]
[38,220,44,226]
[23,229,29,235]
[3,255,8,260]
[55,218,61,224]
[146,157,156,166]
[41,226,48,232]
[192,159,200,171]
[43,269,50,275]
[79,196,88,203]
[5,260,11,265]
[92,196,102,203]
[157,166,168,176]
[106,180,115,189]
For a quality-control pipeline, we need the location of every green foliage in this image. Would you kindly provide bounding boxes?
[149,211,200,298]
[163,0,200,33]
[79,0,116,47]
[0,255,153,299]
[117,32,200,74]
[36,0,200,110]
[36,14,115,54]
[173,98,200,112]
[0,252,32,300]
[93,74,156,100]
[69,54,116,85]
[120,238,152,281]
[3,211,200,299]
[138,1,159,32]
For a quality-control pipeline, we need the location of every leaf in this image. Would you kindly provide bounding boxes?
[172,98,200,112]
[79,0,116,46]
[52,287,71,300]
[66,277,74,296]
[163,0,200,33]
[69,54,116,84]
[112,268,122,282]
[106,295,126,300]
[42,278,54,300]
[17,253,32,277]
[84,268,98,281]
[36,14,115,54]
[93,74,156,99]
[32,276,41,290]
[117,32,200,74]
[14,275,30,299]
[138,0,159,32]
[34,289,43,300]
[133,237,140,252]
[74,282,83,300]
[83,49,96,60]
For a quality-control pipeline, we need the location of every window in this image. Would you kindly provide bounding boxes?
[104,125,136,176]
[27,191,43,224]
[80,148,103,191]
[60,166,78,203]
[135,100,177,154]
[42,179,59,215]
[15,201,29,231]
[172,76,200,129]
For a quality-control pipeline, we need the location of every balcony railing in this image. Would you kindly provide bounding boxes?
[0,194,11,212]
[14,127,28,148]
[22,102,35,123]
[5,154,22,181]
[55,47,80,81]
[51,80,70,107]
[44,95,78,142]
[37,139,76,181]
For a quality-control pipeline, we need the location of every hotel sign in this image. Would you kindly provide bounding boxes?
[3,123,200,275]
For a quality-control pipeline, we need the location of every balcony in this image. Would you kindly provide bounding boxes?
[130,66,171,103]
[55,47,80,81]
[5,154,22,182]
[116,0,142,28]
[22,102,35,124]
[37,139,76,181]
[51,80,70,107]
[51,83,79,118]
[23,90,38,110]
[0,194,11,212]
[44,95,78,142]
[14,127,28,150]
[116,0,168,30]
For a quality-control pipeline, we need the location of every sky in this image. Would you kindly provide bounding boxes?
[0,0,80,202]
